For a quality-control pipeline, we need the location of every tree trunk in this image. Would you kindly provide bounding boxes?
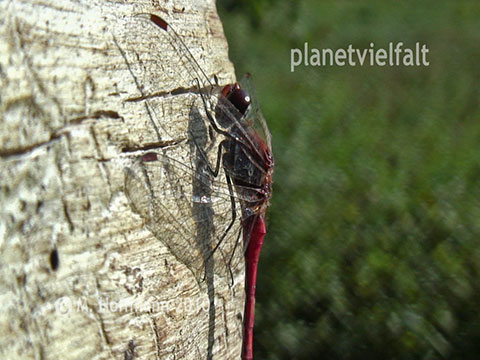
[0,1,243,359]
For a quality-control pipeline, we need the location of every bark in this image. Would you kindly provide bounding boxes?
[0,1,243,359]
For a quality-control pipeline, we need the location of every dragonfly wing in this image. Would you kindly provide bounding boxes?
[124,155,206,281]
[239,73,272,150]
[124,152,245,284]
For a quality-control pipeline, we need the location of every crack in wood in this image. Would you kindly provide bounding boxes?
[121,138,186,153]
[124,85,206,103]
[68,110,122,124]
[0,134,62,159]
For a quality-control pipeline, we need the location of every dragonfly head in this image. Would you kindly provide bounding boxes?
[221,83,251,115]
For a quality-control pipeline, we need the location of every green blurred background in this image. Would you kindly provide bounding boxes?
[218,1,480,359]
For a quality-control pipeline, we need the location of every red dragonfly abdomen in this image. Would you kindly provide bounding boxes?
[242,215,267,360]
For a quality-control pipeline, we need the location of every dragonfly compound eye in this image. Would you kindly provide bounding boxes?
[222,83,251,115]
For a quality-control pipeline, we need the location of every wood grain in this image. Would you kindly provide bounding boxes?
[0,1,243,359]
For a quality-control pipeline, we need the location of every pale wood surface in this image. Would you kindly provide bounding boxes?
[0,0,243,359]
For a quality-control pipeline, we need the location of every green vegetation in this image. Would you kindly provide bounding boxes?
[218,1,480,359]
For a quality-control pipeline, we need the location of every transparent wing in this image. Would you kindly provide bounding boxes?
[130,15,271,158]
[130,13,219,119]
[124,151,246,284]
[239,73,272,151]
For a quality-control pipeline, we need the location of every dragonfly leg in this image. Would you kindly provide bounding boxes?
[189,130,226,178]
[195,78,236,140]
[202,170,237,281]
[226,228,243,286]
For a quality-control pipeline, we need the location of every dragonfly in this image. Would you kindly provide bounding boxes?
[123,14,274,360]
